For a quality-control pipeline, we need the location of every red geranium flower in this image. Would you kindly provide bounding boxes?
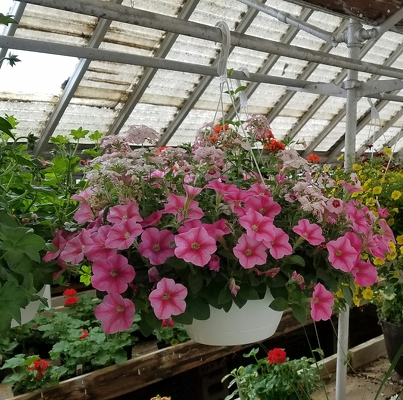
[267,348,287,364]
[64,297,79,306]
[63,288,77,297]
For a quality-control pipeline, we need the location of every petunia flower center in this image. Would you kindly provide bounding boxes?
[152,243,161,252]
[191,242,200,250]
[124,232,131,239]
[251,224,259,232]
[245,249,252,256]
[335,249,342,256]
[332,200,340,207]
[259,208,266,215]
[110,269,118,277]
[116,306,124,313]
[162,293,170,300]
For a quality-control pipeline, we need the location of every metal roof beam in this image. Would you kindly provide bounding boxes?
[357,107,403,155]
[156,2,265,146]
[106,0,200,137]
[19,0,403,80]
[0,1,26,60]
[265,19,349,125]
[224,8,314,122]
[33,0,123,156]
[323,41,403,162]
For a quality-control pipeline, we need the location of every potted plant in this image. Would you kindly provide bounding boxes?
[222,347,323,399]
[0,113,102,335]
[44,115,393,345]
[0,354,67,395]
[333,148,403,375]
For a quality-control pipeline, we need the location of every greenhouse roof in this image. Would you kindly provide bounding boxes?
[1,0,403,162]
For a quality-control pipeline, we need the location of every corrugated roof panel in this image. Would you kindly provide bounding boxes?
[0,101,56,139]
[247,84,288,110]
[315,122,345,152]
[357,102,403,146]
[53,105,117,141]
[16,4,96,46]
[167,109,221,146]
[294,118,331,149]
[122,0,182,15]
[281,92,320,118]
[271,116,299,139]
[124,103,178,137]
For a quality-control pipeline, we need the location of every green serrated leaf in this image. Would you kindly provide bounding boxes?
[70,127,89,140]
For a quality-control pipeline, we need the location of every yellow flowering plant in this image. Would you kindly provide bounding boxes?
[331,147,403,323]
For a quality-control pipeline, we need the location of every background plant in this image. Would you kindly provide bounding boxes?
[1,354,67,395]
[222,347,323,400]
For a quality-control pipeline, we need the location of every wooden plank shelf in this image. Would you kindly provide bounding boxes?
[7,308,311,400]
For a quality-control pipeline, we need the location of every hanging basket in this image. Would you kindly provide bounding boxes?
[184,289,283,346]
[381,319,403,377]
[11,285,51,328]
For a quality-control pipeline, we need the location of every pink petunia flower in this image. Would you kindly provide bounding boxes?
[163,194,204,222]
[310,283,334,321]
[149,278,187,320]
[60,229,94,264]
[229,278,240,296]
[233,234,267,269]
[107,202,143,224]
[91,254,135,294]
[292,219,325,245]
[352,259,377,286]
[94,293,135,334]
[86,225,117,262]
[326,235,359,272]
[263,227,293,259]
[138,228,175,265]
[174,227,217,266]
[239,209,274,242]
[105,219,143,250]
[183,184,203,202]
[43,230,67,262]
[140,211,162,228]
[71,187,96,201]
[208,254,220,271]
[73,201,94,224]
[244,195,281,219]
[326,197,344,214]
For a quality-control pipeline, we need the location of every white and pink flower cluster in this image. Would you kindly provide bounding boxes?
[44,117,395,334]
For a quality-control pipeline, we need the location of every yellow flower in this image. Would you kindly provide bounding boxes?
[383,147,392,156]
[391,190,402,200]
[362,287,374,300]
[336,288,344,298]
[353,164,362,171]
[389,242,396,253]
[364,179,371,186]
[400,246,403,254]
[393,270,400,279]
[386,251,397,260]
[397,235,403,245]
[352,295,361,307]
[373,258,385,265]
[393,208,399,214]
[365,198,376,207]
[387,218,395,226]
[372,186,382,195]
[360,253,368,260]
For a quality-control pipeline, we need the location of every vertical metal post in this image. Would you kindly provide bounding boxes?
[335,19,362,400]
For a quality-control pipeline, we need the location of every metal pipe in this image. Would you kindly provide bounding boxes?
[375,7,403,37]
[18,0,403,80]
[0,1,26,60]
[0,35,315,88]
[336,19,362,400]
[236,0,335,44]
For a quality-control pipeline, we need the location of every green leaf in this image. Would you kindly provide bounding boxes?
[50,135,70,145]
[269,297,289,312]
[188,272,203,294]
[291,303,307,325]
[0,281,30,334]
[218,287,232,305]
[238,286,260,301]
[232,296,247,309]
[0,14,18,26]
[289,255,306,266]
[341,284,352,305]
[89,130,103,141]
[0,116,14,138]
[70,127,89,140]
[113,348,128,365]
